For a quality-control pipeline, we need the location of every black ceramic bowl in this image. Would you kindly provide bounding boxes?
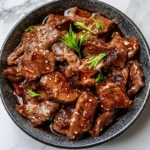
[0,0,150,149]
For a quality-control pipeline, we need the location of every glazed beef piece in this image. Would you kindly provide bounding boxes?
[67,7,115,35]
[46,14,72,29]
[97,82,132,111]
[52,42,70,62]
[3,67,24,82]
[40,72,79,103]
[67,91,98,140]
[67,7,92,23]
[7,14,71,66]
[77,70,97,87]
[127,60,145,96]
[90,14,116,35]
[123,37,139,59]
[109,32,127,67]
[52,105,74,135]
[106,66,129,92]
[18,48,55,81]
[16,100,59,126]
[52,42,81,77]
[83,35,114,56]
[90,111,116,136]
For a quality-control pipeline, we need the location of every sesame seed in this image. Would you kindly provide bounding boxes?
[89,99,92,102]
[81,124,83,127]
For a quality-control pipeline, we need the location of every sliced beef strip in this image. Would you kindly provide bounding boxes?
[123,37,139,59]
[40,72,79,103]
[18,48,55,81]
[67,7,91,23]
[67,7,115,35]
[7,15,71,66]
[89,111,116,136]
[67,91,98,140]
[97,82,132,111]
[16,100,59,126]
[106,66,129,92]
[83,35,114,56]
[46,14,72,29]
[22,89,48,103]
[127,60,145,97]
[12,83,24,97]
[52,42,81,77]
[77,70,97,87]
[109,32,127,67]
[52,105,74,135]
[3,67,24,82]
[89,14,116,35]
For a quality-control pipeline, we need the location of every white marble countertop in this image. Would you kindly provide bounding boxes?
[0,0,150,150]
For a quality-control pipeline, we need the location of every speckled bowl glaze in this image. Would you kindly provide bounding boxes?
[0,0,150,149]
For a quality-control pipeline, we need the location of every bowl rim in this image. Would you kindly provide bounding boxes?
[0,0,150,149]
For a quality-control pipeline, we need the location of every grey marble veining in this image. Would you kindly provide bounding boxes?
[126,0,150,45]
[0,0,150,150]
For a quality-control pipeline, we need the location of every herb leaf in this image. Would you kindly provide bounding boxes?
[60,24,88,58]
[25,25,37,32]
[49,113,55,122]
[88,53,106,70]
[95,72,104,83]
[74,21,96,34]
[92,18,104,30]
[27,89,41,97]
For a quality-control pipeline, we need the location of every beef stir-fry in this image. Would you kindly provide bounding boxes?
[3,7,145,140]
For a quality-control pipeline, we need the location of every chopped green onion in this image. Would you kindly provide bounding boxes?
[27,89,41,97]
[49,114,55,122]
[25,25,37,32]
[92,18,104,30]
[88,53,106,70]
[74,21,96,34]
[60,24,88,58]
[95,72,104,83]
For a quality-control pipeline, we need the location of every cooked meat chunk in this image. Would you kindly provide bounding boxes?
[3,67,24,82]
[106,67,129,92]
[90,111,115,136]
[67,7,91,22]
[97,82,132,111]
[52,42,81,77]
[19,49,55,80]
[77,70,97,87]
[52,105,74,135]
[90,14,116,35]
[109,32,127,67]
[68,7,115,35]
[83,35,114,56]
[40,72,79,103]
[46,14,72,29]
[52,42,70,62]
[67,91,98,140]
[127,60,145,96]
[123,37,139,59]
[16,100,59,126]
[12,83,24,96]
